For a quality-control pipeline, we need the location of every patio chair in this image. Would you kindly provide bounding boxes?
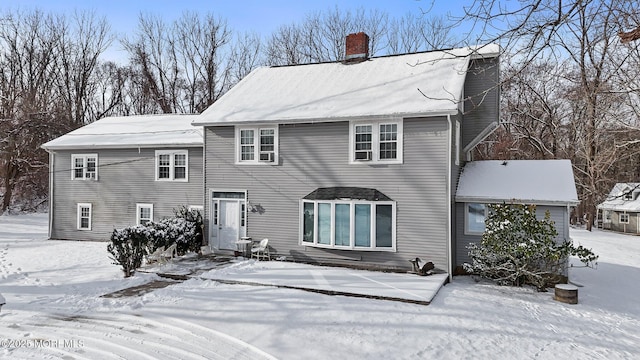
[251,238,270,260]
[162,243,178,261]
[146,246,165,264]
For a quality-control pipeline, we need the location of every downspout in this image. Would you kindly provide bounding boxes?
[446,114,453,282]
[47,150,54,239]
[201,129,207,246]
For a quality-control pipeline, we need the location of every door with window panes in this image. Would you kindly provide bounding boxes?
[210,191,246,250]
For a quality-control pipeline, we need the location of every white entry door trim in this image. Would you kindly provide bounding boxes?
[210,189,247,250]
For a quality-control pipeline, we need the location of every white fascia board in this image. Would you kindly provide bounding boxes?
[455,196,579,207]
[192,110,459,127]
[41,142,203,151]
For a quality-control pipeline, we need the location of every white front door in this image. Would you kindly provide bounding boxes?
[210,190,247,251]
[219,200,240,250]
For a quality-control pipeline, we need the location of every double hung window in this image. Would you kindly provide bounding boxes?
[77,203,92,230]
[71,154,98,180]
[236,126,278,164]
[136,204,154,225]
[155,150,188,181]
[350,120,402,164]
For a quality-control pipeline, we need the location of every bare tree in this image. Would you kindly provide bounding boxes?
[56,10,113,125]
[0,9,112,212]
[264,7,390,66]
[462,0,640,230]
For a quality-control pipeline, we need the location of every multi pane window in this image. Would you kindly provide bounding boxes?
[620,213,630,224]
[236,126,278,164]
[259,129,275,162]
[71,154,98,180]
[240,130,255,161]
[351,120,402,163]
[354,125,372,160]
[302,200,396,250]
[77,203,92,230]
[136,204,153,225]
[155,150,188,181]
[378,124,397,160]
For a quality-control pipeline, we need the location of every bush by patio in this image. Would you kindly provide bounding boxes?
[464,204,598,291]
[107,207,203,277]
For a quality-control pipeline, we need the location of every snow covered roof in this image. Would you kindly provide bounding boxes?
[41,114,203,150]
[456,160,579,206]
[194,45,499,126]
[597,183,640,211]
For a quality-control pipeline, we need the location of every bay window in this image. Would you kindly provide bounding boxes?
[301,194,396,251]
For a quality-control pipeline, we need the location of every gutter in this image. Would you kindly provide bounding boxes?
[463,121,500,161]
[192,110,459,127]
[455,196,580,207]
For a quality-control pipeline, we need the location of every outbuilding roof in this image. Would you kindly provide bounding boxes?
[41,114,203,150]
[597,183,640,211]
[455,160,579,206]
[194,45,499,126]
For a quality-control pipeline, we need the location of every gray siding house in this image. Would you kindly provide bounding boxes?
[454,160,579,271]
[193,33,501,275]
[597,183,640,234]
[41,114,203,241]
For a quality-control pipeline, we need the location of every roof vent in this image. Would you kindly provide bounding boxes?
[344,32,369,63]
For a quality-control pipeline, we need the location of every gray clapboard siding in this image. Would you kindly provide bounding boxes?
[205,117,452,270]
[607,211,639,233]
[50,147,203,241]
[462,57,500,148]
[455,204,570,266]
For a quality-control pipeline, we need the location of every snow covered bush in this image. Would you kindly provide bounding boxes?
[172,206,203,254]
[107,206,204,277]
[107,226,148,277]
[464,204,598,291]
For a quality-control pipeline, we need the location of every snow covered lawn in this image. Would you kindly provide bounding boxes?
[1,213,639,359]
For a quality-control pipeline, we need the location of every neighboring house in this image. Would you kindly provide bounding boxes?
[597,182,640,233]
[41,114,203,241]
[192,32,502,275]
[454,160,580,271]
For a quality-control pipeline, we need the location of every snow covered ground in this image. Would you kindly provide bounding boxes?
[1,213,639,359]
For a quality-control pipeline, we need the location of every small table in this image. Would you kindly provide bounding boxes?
[235,237,253,257]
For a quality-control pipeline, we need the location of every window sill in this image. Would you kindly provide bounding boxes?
[301,242,396,252]
[235,161,279,166]
[349,160,403,165]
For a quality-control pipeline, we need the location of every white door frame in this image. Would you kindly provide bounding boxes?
[209,189,247,250]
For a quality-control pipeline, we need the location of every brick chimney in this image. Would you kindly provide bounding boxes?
[345,32,369,62]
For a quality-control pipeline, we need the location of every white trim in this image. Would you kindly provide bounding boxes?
[48,152,54,238]
[155,149,189,181]
[192,111,458,127]
[454,120,461,166]
[299,199,396,252]
[349,119,403,164]
[464,202,487,235]
[71,154,98,181]
[77,203,92,230]
[209,189,248,249]
[136,203,154,225]
[235,126,279,165]
[620,212,630,224]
